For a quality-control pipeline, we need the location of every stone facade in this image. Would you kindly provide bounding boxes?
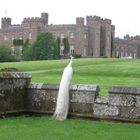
[0,13,114,57]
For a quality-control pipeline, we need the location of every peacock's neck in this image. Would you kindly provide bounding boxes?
[67,58,73,67]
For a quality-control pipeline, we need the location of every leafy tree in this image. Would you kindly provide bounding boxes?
[63,38,69,56]
[55,37,61,59]
[12,39,23,60]
[0,45,14,62]
[29,32,59,60]
[22,38,32,60]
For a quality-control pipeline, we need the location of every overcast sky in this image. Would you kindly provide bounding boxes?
[0,0,139,38]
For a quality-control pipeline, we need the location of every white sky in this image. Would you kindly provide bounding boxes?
[0,0,140,38]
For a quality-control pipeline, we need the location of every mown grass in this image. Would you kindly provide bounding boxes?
[0,58,140,96]
[0,59,140,139]
[0,117,140,140]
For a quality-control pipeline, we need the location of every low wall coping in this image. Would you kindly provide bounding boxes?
[28,83,99,92]
[0,72,31,79]
[109,86,140,95]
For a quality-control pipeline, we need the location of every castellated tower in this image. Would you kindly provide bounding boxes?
[75,17,86,55]
[41,12,49,26]
[22,13,48,43]
[86,16,101,57]
[111,25,115,57]
[100,18,112,57]
[76,17,84,26]
[1,18,11,29]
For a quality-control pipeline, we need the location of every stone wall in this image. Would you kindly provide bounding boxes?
[0,73,140,123]
[0,72,31,115]
[26,84,99,117]
[94,86,140,122]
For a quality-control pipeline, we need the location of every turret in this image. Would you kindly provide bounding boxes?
[86,16,101,26]
[41,12,49,26]
[86,15,101,57]
[1,17,11,29]
[100,18,113,57]
[76,17,85,26]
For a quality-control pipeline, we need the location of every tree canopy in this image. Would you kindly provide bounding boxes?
[0,45,14,62]
[26,32,59,60]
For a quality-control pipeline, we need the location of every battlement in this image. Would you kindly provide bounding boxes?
[3,25,23,32]
[76,17,85,26]
[2,17,11,21]
[11,24,22,27]
[23,17,44,23]
[102,18,111,24]
[47,24,76,31]
[1,17,11,29]
[86,16,101,22]
[111,25,115,30]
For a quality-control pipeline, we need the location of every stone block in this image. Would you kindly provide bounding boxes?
[120,106,140,119]
[109,86,140,95]
[135,95,140,107]
[69,103,93,114]
[94,97,109,104]
[27,88,57,111]
[109,94,135,106]
[70,91,96,103]
[94,104,119,117]
[0,72,31,112]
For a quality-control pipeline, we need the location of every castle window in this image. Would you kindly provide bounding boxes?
[116,51,119,57]
[69,32,75,38]
[12,35,15,40]
[134,53,136,58]
[70,45,74,55]
[29,32,32,40]
[60,46,64,55]
[84,47,86,56]
[60,32,64,39]
[125,52,128,57]
[19,35,23,40]
[121,51,124,57]
[84,33,87,39]
[4,35,8,41]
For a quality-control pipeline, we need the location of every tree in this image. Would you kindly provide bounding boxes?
[63,38,69,56]
[22,38,32,60]
[30,32,59,60]
[55,37,61,59]
[13,39,23,60]
[0,45,14,62]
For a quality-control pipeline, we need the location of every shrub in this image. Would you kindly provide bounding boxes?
[72,53,81,58]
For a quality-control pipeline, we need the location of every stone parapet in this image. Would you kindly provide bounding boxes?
[0,72,31,114]
[0,76,140,123]
[27,84,99,116]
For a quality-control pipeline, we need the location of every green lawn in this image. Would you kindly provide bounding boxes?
[0,58,140,96]
[0,117,139,140]
[0,58,140,139]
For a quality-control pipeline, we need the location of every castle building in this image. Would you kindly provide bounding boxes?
[115,35,140,58]
[0,12,115,57]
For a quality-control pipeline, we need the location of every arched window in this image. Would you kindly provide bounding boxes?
[60,46,64,55]
[70,45,74,55]
[29,32,32,40]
